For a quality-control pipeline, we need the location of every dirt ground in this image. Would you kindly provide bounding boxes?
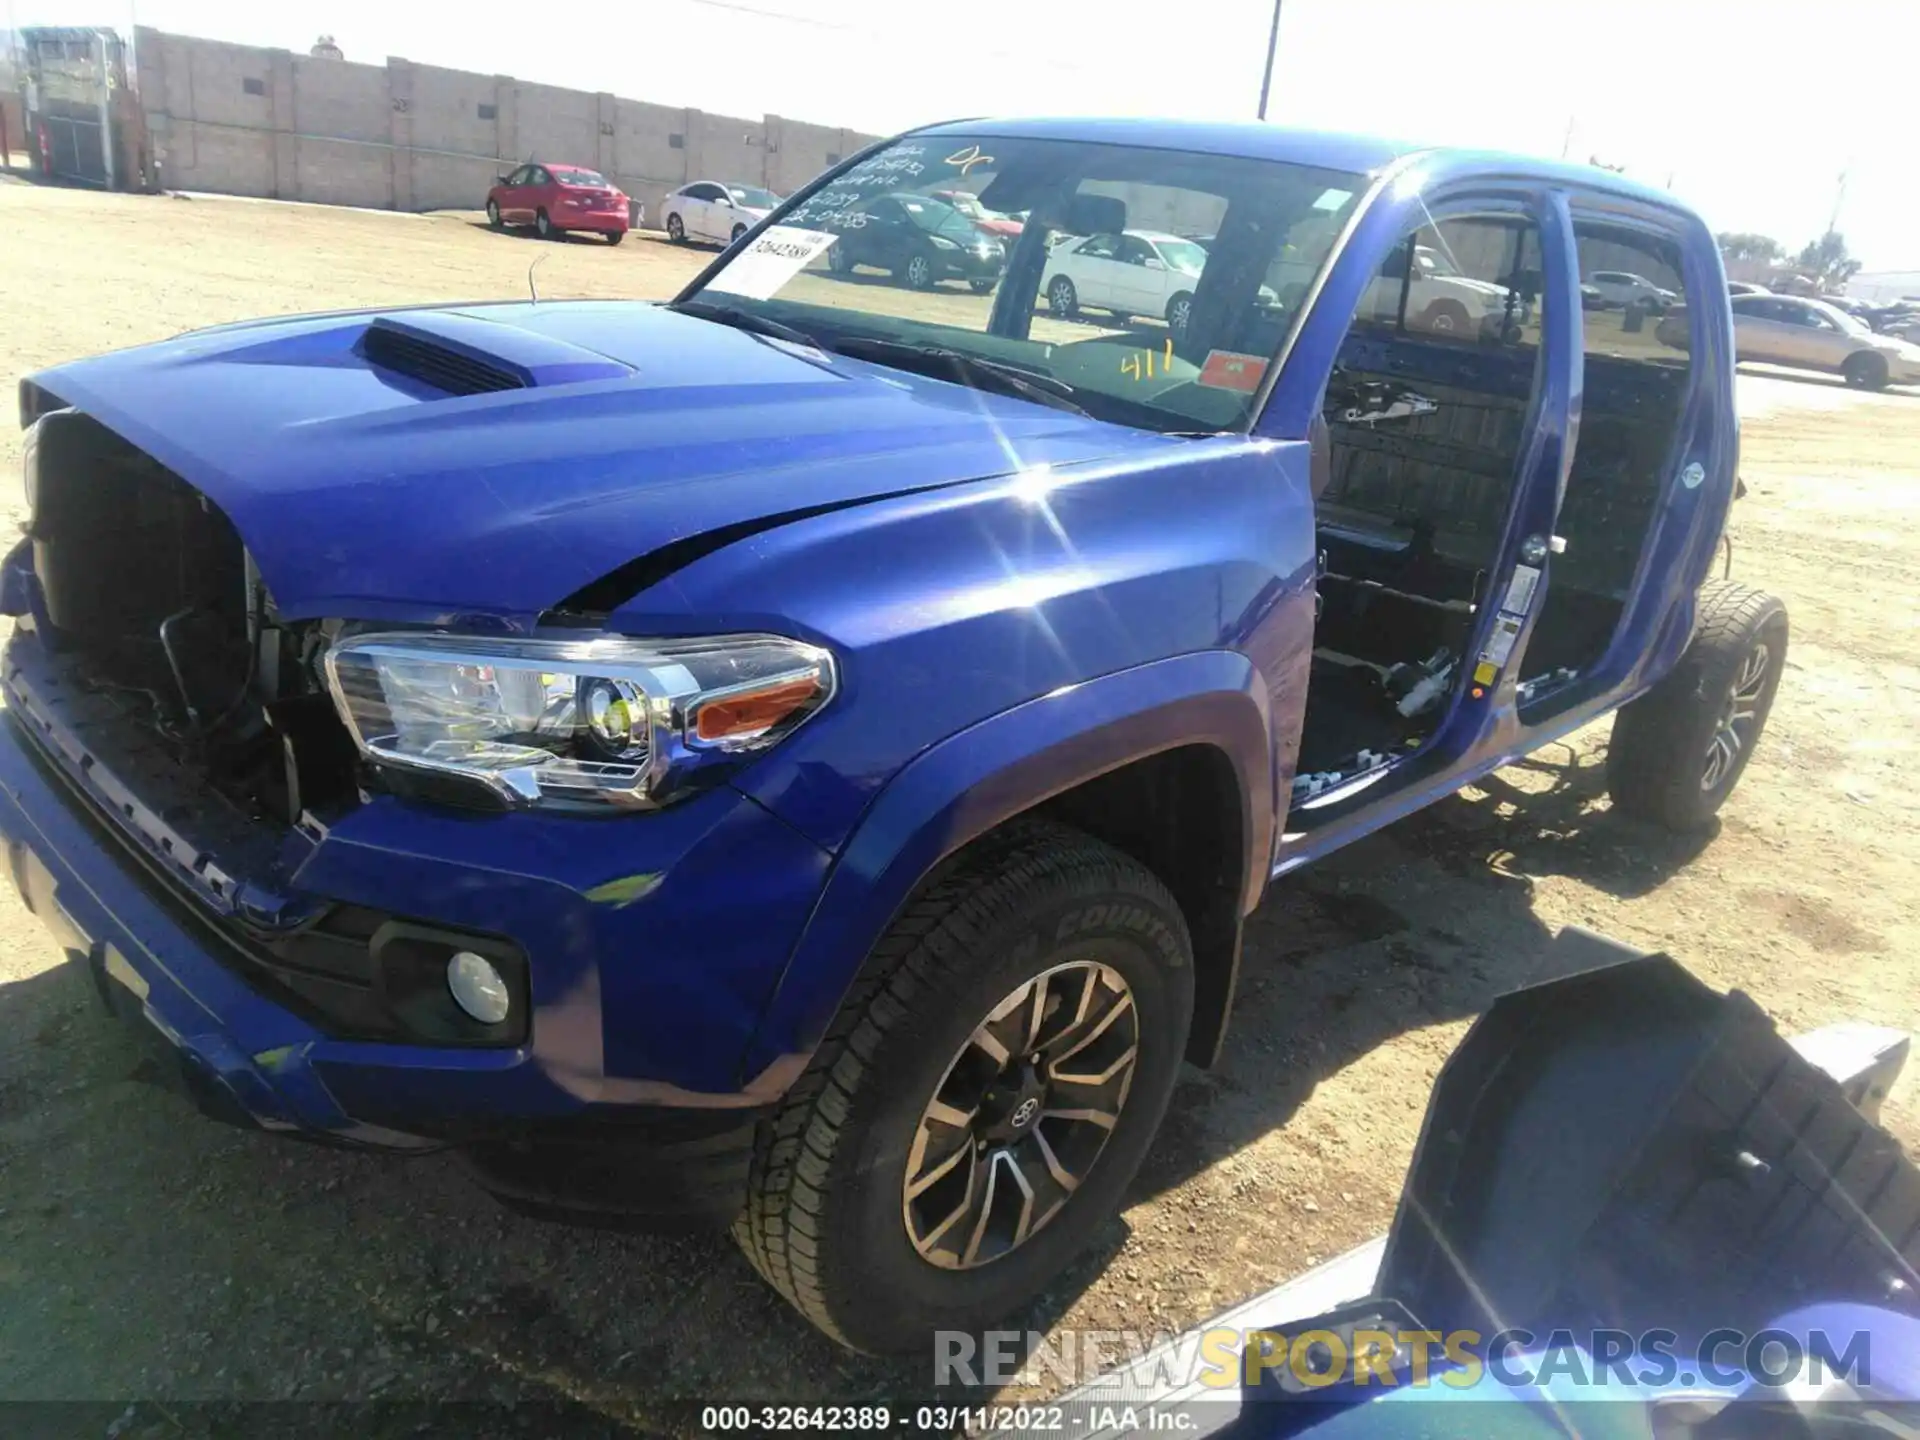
[2,176,1918,1427]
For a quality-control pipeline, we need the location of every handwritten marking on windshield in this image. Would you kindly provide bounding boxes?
[944,145,994,176]
[1121,338,1177,383]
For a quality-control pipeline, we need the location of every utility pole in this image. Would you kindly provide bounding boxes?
[1559,115,1574,160]
[1256,0,1283,120]
[1827,168,1848,236]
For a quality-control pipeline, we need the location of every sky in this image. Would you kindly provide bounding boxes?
[12,0,1919,269]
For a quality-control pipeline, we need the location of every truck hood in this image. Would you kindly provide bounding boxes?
[32,300,1172,622]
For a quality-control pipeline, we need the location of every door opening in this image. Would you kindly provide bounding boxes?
[1293,213,1547,806]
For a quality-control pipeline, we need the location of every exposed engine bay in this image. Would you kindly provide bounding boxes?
[24,410,360,836]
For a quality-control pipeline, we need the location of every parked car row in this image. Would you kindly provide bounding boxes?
[1656,292,1920,389]
[482,166,789,250]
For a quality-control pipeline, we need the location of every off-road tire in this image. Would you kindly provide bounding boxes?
[733,821,1194,1354]
[1607,580,1789,831]
[1843,350,1889,390]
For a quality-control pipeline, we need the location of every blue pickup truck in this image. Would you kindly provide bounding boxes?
[4,119,1783,1352]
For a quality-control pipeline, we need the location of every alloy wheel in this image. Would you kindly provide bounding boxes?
[1703,640,1770,791]
[906,255,932,289]
[902,961,1138,1270]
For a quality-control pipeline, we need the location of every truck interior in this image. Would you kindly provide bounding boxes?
[1293,215,1692,805]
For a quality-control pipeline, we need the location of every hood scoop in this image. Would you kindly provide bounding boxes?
[359,311,635,397]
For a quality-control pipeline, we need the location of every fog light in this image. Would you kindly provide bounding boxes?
[446,950,511,1024]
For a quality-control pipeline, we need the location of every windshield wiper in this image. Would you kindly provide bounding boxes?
[667,298,822,350]
[824,337,1094,418]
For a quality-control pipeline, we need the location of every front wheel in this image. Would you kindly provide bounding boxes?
[666,213,686,243]
[1420,298,1470,335]
[1607,580,1788,831]
[1164,291,1193,337]
[485,199,502,230]
[969,277,998,295]
[734,821,1193,1353]
[1843,351,1889,390]
[731,223,748,244]
[1047,275,1079,318]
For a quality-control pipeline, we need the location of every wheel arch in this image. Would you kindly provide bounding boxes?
[739,650,1275,1086]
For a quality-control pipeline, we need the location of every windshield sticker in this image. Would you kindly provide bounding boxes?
[1503,564,1541,615]
[706,227,839,300]
[1198,351,1269,393]
[1312,187,1354,211]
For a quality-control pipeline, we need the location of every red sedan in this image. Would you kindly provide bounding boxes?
[486,163,630,244]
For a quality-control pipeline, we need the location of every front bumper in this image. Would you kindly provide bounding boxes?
[0,630,833,1216]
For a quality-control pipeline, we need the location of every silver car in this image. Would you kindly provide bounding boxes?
[1660,294,1920,389]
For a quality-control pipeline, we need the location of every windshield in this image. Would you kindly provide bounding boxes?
[729,185,779,208]
[684,132,1365,434]
[1154,237,1209,275]
[554,168,609,188]
[1414,245,1464,279]
[1820,303,1871,335]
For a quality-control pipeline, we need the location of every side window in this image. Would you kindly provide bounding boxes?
[1117,235,1156,266]
[1531,219,1695,678]
[529,167,551,187]
[1078,233,1120,260]
[1358,217,1539,349]
[1319,212,1548,566]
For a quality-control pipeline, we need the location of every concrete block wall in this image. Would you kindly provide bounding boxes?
[131,26,881,218]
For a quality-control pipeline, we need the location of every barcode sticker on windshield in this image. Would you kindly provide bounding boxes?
[706,227,839,300]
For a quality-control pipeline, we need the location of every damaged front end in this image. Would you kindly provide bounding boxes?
[13,406,362,904]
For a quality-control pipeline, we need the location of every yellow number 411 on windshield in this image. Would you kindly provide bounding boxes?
[1121,337,1177,383]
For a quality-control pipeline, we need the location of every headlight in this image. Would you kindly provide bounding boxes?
[324,631,835,811]
[930,235,960,250]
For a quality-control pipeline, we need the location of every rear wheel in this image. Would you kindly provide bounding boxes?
[605,229,625,246]
[734,821,1193,1353]
[1607,580,1788,831]
[902,251,936,290]
[1843,350,1889,390]
[1421,298,1470,335]
[535,208,556,240]
[666,213,686,243]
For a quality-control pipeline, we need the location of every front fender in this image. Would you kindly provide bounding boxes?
[737,649,1273,1084]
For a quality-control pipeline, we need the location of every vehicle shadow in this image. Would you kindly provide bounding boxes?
[461,218,624,247]
[1739,363,1920,398]
[0,739,1708,1417]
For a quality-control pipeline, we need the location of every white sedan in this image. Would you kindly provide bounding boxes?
[661,181,781,246]
[1041,230,1213,334]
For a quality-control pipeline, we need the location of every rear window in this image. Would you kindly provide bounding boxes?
[554,168,609,188]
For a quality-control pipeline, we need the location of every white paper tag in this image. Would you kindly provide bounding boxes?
[705,227,839,300]
[1503,564,1541,616]
[1482,615,1522,666]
